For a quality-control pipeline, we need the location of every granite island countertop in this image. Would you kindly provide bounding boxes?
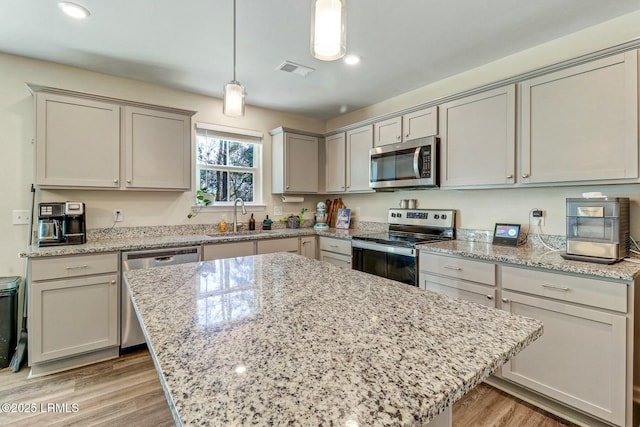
[417,240,640,281]
[124,252,543,426]
[20,227,366,258]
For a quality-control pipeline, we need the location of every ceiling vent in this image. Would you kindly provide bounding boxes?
[277,60,315,77]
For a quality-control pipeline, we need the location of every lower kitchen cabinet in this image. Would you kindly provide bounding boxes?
[300,236,317,259]
[203,241,255,260]
[28,253,120,376]
[500,265,627,426]
[419,252,633,426]
[319,236,352,268]
[419,252,496,308]
[256,237,299,255]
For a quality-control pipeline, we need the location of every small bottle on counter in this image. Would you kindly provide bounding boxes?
[249,213,256,230]
[219,217,228,232]
[263,215,273,230]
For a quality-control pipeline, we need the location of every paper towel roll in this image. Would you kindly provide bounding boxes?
[281,195,305,203]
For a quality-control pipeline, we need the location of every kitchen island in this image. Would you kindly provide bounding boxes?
[124,252,543,426]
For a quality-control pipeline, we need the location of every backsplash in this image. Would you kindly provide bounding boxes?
[85,219,389,242]
[456,228,566,250]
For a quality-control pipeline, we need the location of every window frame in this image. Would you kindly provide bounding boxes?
[194,123,265,210]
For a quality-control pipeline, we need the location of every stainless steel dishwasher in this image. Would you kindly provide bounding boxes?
[121,246,201,351]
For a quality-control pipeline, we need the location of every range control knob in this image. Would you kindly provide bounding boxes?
[441,214,447,220]
[396,213,402,218]
[434,214,440,219]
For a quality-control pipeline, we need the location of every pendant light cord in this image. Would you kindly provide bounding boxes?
[232,0,237,82]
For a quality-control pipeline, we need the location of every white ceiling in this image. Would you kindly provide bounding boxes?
[2,1,640,119]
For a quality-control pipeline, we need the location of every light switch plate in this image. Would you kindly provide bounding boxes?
[12,209,30,225]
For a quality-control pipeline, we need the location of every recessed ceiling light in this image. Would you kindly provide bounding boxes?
[344,55,360,65]
[58,2,91,19]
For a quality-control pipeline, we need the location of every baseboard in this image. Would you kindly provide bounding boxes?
[484,376,616,427]
[28,346,119,378]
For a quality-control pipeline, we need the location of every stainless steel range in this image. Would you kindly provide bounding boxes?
[352,208,455,286]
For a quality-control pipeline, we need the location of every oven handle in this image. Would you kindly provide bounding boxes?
[351,240,417,257]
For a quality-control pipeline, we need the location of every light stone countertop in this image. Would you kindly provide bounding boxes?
[124,252,543,426]
[20,227,367,258]
[417,240,640,281]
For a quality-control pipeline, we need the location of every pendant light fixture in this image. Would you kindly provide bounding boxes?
[223,0,245,117]
[311,0,346,61]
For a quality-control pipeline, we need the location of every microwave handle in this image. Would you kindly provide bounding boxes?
[413,148,421,178]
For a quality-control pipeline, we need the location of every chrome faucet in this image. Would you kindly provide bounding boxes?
[233,198,247,232]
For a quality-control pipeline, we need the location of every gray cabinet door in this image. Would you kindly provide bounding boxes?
[36,93,121,188]
[30,273,119,364]
[520,50,638,184]
[501,290,626,426]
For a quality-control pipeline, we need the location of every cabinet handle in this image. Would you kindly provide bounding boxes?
[127,179,131,184]
[522,173,530,178]
[486,295,493,300]
[541,283,570,292]
[396,135,401,141]
[65,265,88,270]
[329,245,339,248]
[405,133,409,138]
[501,298,509,303]
[111,280,116,285]
[302,241,308,245]
[443,265,462,271]
[113,179,118,184]
[286,185,290,189]
[506,174,513,179]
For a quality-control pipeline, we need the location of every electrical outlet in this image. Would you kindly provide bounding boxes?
[12,209,30,225]
[530,209,545,227]
[113,209,124,222]
[274,206,283,216]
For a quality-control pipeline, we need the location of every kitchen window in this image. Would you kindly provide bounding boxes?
[195,123,263,206]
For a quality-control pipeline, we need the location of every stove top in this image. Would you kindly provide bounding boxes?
[353,208,456,248]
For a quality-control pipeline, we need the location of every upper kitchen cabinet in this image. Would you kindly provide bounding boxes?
[271,128,320,194]
[439,85,516,187]
[402,106,438,141]
[325,133,346,193]
[36,93,121,188]
[123,107,191,190]
[373,106,438,146]
[346,125,375,192]
[32,86,195,191]
[519,50,638,185]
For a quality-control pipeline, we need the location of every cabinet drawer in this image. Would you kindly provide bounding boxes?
[419,253,495,285]
[203,241,255,260]
[421,273,496,308]
[30,253,119,281]
[319,237,351,255]
[257,237,299,254]
[320,251,351,269]
[502,266,627,312]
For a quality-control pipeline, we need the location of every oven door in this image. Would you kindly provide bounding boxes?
[351,240,417,286]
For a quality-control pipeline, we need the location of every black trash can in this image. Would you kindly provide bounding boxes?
[0,277,20,369]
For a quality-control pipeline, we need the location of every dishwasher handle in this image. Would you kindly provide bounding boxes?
[154,256,175,262]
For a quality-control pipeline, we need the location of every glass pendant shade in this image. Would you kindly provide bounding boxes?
[311,0,346,61]
[223,81,245,117]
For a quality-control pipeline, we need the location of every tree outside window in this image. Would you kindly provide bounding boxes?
[196,130,259,203]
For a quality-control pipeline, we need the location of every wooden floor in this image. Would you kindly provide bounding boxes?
[0,350,576,426]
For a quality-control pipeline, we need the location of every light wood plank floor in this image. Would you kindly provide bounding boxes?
[0,350,577,426]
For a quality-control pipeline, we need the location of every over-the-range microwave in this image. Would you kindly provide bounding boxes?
[369,136,438,190]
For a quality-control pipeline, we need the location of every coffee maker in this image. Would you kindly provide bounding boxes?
[63,202,86,245]
[37,202,64,247]
[37,202,86,247]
